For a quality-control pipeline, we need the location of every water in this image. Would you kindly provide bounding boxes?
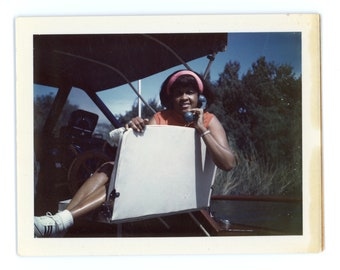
[210,200,302,235]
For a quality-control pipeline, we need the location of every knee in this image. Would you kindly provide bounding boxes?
[96,162,114,178]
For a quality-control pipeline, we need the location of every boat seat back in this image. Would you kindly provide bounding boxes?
[107,125,217,223]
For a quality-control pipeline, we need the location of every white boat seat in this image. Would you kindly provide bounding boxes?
[106,125,217,223]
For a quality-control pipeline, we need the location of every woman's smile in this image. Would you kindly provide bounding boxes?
[179,101,192,111]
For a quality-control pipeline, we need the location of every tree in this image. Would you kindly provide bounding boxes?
[34,92,79,136]
[116,97,163,124]
[210,57,302,196]
[242,57,301,162]
[211,61,253,155]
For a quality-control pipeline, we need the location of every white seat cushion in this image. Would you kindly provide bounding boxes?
[107,125,216,223]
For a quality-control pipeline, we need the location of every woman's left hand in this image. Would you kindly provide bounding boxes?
[187,108,206,133]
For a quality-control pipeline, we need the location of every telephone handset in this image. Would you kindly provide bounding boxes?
[183,95,207,123]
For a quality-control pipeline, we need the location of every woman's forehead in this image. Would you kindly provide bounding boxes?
[172,86,198,93]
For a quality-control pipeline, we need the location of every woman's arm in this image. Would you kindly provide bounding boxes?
[204,116,236,171]
[192,110,236,171]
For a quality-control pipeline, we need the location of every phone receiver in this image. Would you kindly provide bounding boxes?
[183,95,207,123]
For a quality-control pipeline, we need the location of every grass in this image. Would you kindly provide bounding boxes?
[212,147,302,198]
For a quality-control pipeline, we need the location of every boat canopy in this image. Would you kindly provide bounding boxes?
[34,33,228,92]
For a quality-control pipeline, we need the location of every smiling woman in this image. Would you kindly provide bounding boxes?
[127,69,236,171]
[34,67,236,238]
[31,30,306,239]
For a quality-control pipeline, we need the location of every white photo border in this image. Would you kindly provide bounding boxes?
[16,14,322,256]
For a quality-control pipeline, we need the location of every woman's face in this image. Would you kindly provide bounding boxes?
[172,87,199,113]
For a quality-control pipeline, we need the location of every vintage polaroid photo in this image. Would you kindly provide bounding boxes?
[16,14,322,256]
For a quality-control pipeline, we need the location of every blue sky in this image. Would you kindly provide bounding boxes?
[35,32,301,121]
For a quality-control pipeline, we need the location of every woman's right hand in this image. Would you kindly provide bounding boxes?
[125,117,149,133]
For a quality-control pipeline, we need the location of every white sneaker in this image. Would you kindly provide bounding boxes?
[34,212,66,237]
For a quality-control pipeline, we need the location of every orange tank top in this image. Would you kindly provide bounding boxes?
[153,110,214,129]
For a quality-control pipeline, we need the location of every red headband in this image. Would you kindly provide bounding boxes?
[166,70,204,95]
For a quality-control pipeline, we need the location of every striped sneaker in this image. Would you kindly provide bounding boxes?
[34,212,66,237]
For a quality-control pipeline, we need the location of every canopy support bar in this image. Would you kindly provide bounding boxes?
[203,52,216,79]
[42,85,72,135]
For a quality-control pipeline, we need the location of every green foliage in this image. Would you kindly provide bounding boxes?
[212,146,302,197]
[94,122,115,141]
[34,92,55,133]
[34,92,79,136]
[115,98,163,124]
[210,57,302,197]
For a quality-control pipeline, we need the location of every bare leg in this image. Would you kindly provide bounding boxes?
[67,185,107,219]
[34,162,114,237]
[67,171,108,210]
[34,184,106,237]
[66,161,114,219]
